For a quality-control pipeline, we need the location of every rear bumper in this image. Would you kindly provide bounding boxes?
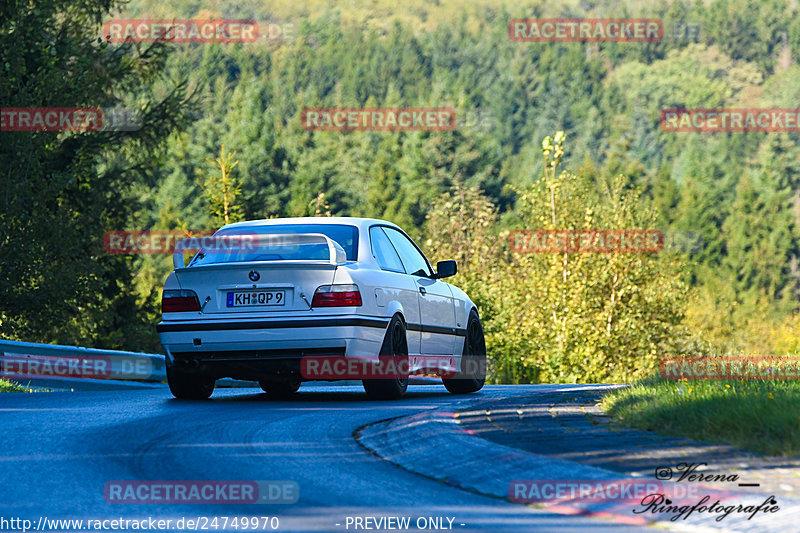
[157,315,388,369]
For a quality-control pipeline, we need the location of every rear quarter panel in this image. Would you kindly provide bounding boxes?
[447,283,476,355]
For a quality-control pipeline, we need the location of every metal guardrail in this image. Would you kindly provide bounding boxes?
[0,339,441,391]
[0,339,165,385]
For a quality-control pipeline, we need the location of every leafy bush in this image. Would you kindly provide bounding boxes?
[426,133,693,383]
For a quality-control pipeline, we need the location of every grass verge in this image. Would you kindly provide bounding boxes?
[0,379,28,392]
[602,375,800,456]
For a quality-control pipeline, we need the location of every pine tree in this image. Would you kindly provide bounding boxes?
[722,135,800,311]
[197,145,244,227]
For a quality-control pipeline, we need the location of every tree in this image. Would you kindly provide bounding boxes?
[0,0,194,347]
[722,134,800,310]
[493,132,689,383]
[197,145,244,227]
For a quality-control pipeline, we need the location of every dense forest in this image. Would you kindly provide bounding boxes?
[2,0,799,383]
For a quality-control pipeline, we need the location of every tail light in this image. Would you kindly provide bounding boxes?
[162,289,201,313]
[311,284,362,307]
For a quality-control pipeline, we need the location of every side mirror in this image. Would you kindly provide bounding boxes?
[434,260,457,279]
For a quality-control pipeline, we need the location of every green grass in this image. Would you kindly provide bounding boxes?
[0,379,28,392]
[602,376,800,456]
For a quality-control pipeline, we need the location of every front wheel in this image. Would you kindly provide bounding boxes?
[167,366,215,400]
[443,310,486,394]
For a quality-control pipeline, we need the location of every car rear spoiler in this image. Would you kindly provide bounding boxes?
[172,232,348,269]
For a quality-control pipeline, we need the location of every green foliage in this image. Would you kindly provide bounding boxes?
[0,379,27,393]
[496,133,689,383]
[424,184,505,320]
[603,372,800,456]
[4,0,800,371]
[0,0,194,350]
[425,133,690,384]
[197,145,245,226]
[722,135,800,307]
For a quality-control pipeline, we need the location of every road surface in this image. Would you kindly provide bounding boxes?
[0,384,652,532]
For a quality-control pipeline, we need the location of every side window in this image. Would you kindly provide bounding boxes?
[383,227,432,277]
[369,226,405,273]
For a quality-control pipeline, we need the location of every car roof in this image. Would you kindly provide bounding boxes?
[215,217,426,268]
[219,217,401,232]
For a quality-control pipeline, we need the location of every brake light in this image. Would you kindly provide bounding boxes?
[162,289,201,313]
[311,284,362,307]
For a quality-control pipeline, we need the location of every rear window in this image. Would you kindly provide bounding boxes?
[186,224,359,266]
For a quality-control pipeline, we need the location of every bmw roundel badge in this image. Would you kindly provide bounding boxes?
[248,270,260,282]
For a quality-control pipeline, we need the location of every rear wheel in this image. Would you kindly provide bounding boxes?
[259,377,301,398]
[363,315,409,400]
[167,366,215,400]
[443,310,486,394]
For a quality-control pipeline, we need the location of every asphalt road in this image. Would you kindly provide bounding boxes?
[0,384,653,532]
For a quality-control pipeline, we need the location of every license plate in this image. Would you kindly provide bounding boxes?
[226,290,285,307]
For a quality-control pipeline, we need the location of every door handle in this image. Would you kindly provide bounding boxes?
[418,286,426,295]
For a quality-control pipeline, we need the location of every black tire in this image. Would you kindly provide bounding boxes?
[167,366,215,400]
[443,310,486,394]
[259,377,301,398]
[363,315,409,400]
